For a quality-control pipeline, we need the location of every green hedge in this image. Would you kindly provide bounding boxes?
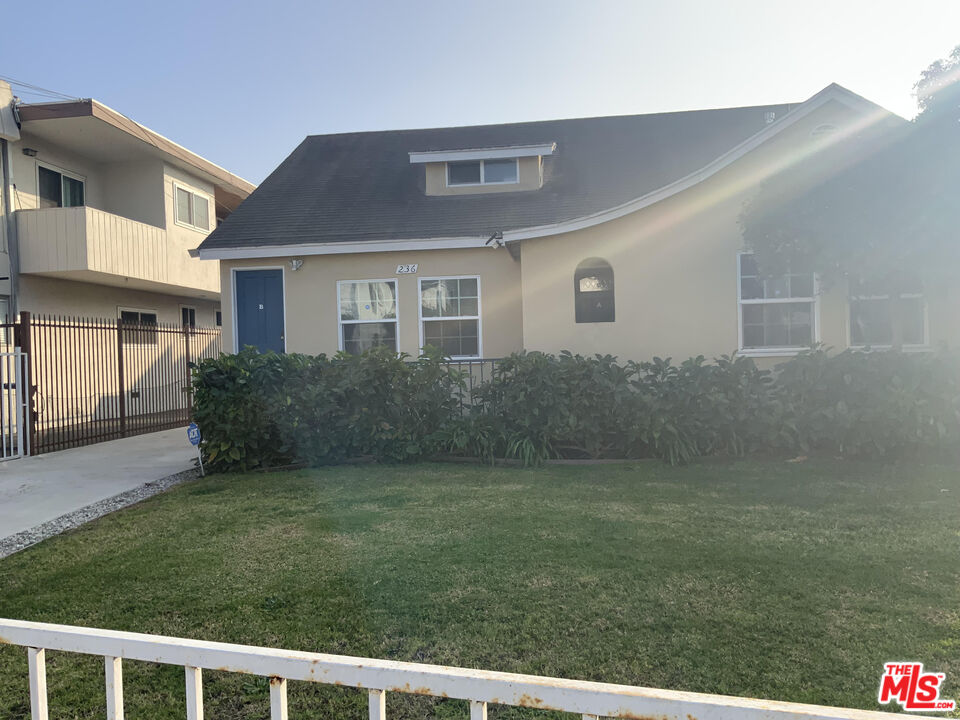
[191,347,461,472]
[191,347,960,471]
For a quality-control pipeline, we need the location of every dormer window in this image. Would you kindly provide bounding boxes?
[447,158,519,186]
[411,143,556,196]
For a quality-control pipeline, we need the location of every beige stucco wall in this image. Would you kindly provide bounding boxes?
[163,163,221,293]
[518,98,960,367]
[103,158,165,227]
[219,247,523,357]
[11,132,109,213]
[20,275,220,326]
[425,156,542,195]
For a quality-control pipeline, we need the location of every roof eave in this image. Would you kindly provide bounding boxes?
[17,99,255,198]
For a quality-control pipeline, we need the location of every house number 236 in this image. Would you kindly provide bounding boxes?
[396,264,419,274]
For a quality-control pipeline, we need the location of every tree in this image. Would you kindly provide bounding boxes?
[740,46,960,345]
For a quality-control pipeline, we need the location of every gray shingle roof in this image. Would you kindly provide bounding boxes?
[200,103,797,250]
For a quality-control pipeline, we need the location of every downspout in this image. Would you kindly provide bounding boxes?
[1,138,19,315]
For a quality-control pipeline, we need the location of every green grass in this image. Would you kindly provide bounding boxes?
[1,460,959,720]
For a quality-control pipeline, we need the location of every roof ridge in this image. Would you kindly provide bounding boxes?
[303,102,801,140]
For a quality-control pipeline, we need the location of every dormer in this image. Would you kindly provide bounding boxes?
[409,143,556,196]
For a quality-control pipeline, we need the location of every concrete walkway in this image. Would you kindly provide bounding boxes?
[0,428,195,539]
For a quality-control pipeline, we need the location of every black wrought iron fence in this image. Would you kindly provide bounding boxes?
[442,357,502,415]
[14,312,221,454]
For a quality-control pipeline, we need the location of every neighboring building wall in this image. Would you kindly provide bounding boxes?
[6,140,221,307]
[218,247,523,357]
[102,159,165,227]
[9,131,109,213]
[20,275,220,326]
[520,99,960,365]
[163,163,220,293]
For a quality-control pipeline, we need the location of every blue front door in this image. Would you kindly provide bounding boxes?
[235,269,284,353]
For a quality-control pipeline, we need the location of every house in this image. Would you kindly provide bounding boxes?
[0,80,254,329]
[196,84,959,364]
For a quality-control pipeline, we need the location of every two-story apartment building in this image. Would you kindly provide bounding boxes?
[0,80,253,329]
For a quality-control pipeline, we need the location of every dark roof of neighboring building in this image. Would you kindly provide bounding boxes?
[200,102,808,250]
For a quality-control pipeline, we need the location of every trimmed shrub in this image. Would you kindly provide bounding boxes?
[193,346,960,471]
[191,347,462,472]
[777,348,960,458]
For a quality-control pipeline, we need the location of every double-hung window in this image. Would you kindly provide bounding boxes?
[447,159,518,186]
[38,165,84,208]
[119,308,158,346]
[738,253,816,353]
[849,275,926,347]
[338,280,398,354]
[180,306,197,328]
[174,184,210,231]
[419,277,480,358]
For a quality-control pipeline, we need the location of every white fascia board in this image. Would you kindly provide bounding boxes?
[409,143,556,164]
[197,235,492,260]
[502,84,892,243]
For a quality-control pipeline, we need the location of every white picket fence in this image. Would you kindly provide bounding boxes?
[0,618,933,720]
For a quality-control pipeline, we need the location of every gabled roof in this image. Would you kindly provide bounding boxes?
[198,84,896,258]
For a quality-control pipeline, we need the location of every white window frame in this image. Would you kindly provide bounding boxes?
[173,182,212,232]
[847,284,929,351]
[446,159,519,187]
[418,275,482,359]
[118,306,159,346]
[736,252,820,357]
[36,162,86,208]
[336,278,400,354]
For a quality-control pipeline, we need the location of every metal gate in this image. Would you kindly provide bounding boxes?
[10,312,221,455]
[0,348,29,459]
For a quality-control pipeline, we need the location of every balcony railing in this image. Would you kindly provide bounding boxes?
[15,206,217,293]
[0,618,935,720]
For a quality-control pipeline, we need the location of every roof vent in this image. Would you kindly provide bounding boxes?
[763,111,777,124]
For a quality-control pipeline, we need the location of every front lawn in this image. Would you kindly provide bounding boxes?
[1,460,958,720]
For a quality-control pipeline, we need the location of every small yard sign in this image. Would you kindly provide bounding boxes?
[396,264,419,274]
[186,422,204,476]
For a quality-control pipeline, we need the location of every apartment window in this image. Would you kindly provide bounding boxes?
[338,280,398,354]
[119,308,158,346]
[38,165,84,209]
[174,184,210,231]
[180,306,197,328]
[738,253,816,352]
[850,275,926,347]
[420,277,480,358]
[215,309,222,327]
[575,258,615,323]
[447,159,518,186]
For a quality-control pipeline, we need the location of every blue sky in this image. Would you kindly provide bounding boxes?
[2,1,958,184]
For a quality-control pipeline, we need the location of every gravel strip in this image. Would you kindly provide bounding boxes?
[0,468,199,560]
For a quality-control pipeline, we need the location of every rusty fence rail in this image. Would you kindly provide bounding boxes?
[0,618,930,720]
[11,312,222,455]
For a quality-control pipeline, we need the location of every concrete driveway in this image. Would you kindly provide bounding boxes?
[0,428,195,539]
